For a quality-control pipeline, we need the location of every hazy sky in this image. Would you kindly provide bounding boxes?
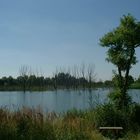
[0,0,140,80]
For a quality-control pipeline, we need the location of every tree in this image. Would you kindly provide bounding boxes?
[87,64,96,89]
[52,68,58,90]
[104,80,113,87]
[19,65,30,92]
[112,74,134,88]
[72,65,79,89]
[100,14,140,107]
[80,63,86,89]
[137,75,140,83]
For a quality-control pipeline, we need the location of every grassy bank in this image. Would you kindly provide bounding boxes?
[130,83,140,89]
[0,108,102,140]
[0,104,140,140]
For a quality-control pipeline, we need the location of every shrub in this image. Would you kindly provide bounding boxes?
[129,103,140,132]
[108,90,132,108]
[94,103,130,138]
[121,132,140,140]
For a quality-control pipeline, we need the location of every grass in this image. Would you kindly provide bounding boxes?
[0,107,139,140]
[0,108,102,140]
[130,83,140,89]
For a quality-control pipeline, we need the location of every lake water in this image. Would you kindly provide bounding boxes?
[0,88,139,113]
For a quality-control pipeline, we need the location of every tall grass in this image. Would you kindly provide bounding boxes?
[0,107,139,140]
[0,108,103,140]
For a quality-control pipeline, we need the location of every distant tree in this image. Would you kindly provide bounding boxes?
[80,63,86,89]
[104,80,113,87]
[87,64,96,89]
[72,65,79,89]
[1,77,8,87]
[19,65,30,92]
[96,80,104,87]
[28,75,37,89]
[37,76,45,90]
[100,14,140,107]
[27,67,34,91]
[137,75,140,83]
[7,76,15,86]
[52,68,58,90]
[45,77,52,87]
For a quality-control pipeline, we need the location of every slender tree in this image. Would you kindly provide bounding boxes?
[53,68,58,90]
[80,63,86,89]
[87,64,96,89]
[72,65,79,89]
[19,65,30,93]
[100,14,140,107]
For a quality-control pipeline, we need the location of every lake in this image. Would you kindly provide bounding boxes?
[0,88,139,113]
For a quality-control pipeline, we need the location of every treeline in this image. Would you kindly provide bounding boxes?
[0,64,111,92]
[130,75,140,89]
[0,65,139,92]
[0,74,99,92]
[0,73,94,91]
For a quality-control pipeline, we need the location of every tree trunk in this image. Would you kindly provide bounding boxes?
[124,48,135,95]
[121,48,135,106]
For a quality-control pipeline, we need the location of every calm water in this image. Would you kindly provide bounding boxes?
[0,89,139,113]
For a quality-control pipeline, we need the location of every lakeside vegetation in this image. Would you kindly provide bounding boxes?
[131,83,140,89]
[131,76,140,89]
[0,104,140,140]
[0,72,140,91]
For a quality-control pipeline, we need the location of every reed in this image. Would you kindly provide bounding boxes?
[0,107,139,140]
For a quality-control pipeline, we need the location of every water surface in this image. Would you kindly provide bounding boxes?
[0,89,139,113]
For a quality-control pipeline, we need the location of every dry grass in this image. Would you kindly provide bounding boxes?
[0,107,139,140]
[0,107,105,140]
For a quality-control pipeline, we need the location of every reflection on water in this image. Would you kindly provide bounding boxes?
[0,89,139,113]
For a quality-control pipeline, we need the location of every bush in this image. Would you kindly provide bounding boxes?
[121,132,140,140]
[108,90,132,108]
[94,103,130,138]
[129,103,140,132]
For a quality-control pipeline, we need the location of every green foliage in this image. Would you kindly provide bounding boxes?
[94,104,129,127]
[93,103,140,139]
[0,108,96,140]
[0,72,94,91]
[131,76,140,89]
[112,74,134,88]
[121,133,140,140]
[137,76,140,83]
[100,14,140,69]
[0,107,140,140]
[0,108,56,140]
[130,104,140,131]
[64,109,87,119]
[108,90,132,108]
[131,83,140,89]
[100,14,140,107]
[55,126,91,140]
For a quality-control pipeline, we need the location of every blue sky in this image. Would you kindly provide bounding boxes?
[0,0,140,80]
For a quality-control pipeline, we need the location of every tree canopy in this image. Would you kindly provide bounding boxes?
[100,14,140,106]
